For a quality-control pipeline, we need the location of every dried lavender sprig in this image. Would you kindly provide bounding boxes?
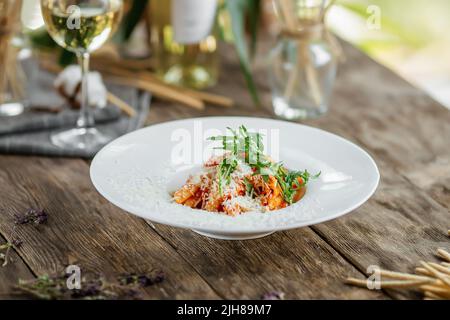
[14,209,48,225]
[15,273,146,300]
[118,270,166,287]
[261,291,285,300]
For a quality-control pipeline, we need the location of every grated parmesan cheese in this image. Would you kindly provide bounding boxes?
[223,195,264,213]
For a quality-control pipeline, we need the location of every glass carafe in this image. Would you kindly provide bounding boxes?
[268,0,338,120]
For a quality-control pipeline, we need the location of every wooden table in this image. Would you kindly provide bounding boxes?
[0,41,449,300]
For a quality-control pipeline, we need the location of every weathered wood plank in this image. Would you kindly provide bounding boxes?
[0,156,219,299]
[0,235,35,299]
[149,224,385,299]
[146,40,450,299]
[284,43,450,298]
[143,44,387,299]
[1,36,448,300]
[323,45,449,198]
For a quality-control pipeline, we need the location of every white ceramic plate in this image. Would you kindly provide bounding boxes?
[90,117,379,240]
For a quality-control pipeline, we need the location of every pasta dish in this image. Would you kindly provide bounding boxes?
[173,126,319,216]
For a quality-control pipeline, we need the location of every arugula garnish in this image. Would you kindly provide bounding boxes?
[244,177,255,198]
[209,126,320,201]
[217,155,239,195]
[209,126,265,165]
[276,169,321,205]
[209,125,265,194]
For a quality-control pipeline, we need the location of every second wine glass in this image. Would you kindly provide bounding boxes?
[41,0,123,151]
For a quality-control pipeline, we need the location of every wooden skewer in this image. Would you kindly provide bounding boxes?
[92,56,155,71]
[344,278,367,288]
[40,58,205,110]
[424,291,445,300]
[94,61,233,108]
[437,249,450,263]
[346,231,450,300]
[428,262,450,276]
[128,68,234,108]
[106,76,205,110]
[420,285,450,298]
[93,64,205,110]
[106,92,136,118]
[39,54,232,110]
[379,269,434,282]
[420,261,450,288]
[379,280,431,289]
[179,88,234,108]
[345,277,430,289]
[415,267,433,277]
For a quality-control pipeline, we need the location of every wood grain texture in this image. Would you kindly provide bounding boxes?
[0,156,219,299]
[0,37,448,299]
[149,224,385,299]
[0,235,35,299]
[283,43,450,298]
[145,40,449,299]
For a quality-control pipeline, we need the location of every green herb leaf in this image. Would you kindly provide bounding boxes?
[209,126,320,203]
[247,0,261,58]
[226,0,261,106]
[244,177,255,198]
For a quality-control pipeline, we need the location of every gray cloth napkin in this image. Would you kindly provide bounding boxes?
[0,59,151,158]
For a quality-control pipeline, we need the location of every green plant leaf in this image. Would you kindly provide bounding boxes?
[27,29,57,49]
[118,0,149,41]
[59,49,76,66]
[226,0,261,106]
[247,0,261,58]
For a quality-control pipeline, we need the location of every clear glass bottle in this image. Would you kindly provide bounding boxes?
[148,0,219,90]
[268,1,337,120]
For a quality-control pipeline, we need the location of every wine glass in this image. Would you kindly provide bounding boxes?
[40,0,123,150]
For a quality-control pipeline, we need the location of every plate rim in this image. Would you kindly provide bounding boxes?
[90,116,380,234]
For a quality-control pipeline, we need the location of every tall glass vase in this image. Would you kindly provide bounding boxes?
[268,0,339,120]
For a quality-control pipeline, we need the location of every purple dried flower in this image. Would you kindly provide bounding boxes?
[15,209,48,225]
[34,210,48,224]
[16,273,144,300]
[137,275,149,286]
[119,270,165,287]
[261,291,285,300]
[150,270,166,285]
[71,280,102,299]
[12,238,23,248]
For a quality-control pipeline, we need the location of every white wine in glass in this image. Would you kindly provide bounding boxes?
[41,0,123,151]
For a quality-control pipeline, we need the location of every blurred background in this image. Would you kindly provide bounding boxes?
[329,0,450,110]
[18,0,450,109]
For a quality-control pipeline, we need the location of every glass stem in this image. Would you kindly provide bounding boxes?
[76,52,94,130]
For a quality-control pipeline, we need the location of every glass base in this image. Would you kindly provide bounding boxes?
[0,102,25,117]
[273,96,328,120]
[51,127,112,151]
[160,64,217,90]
